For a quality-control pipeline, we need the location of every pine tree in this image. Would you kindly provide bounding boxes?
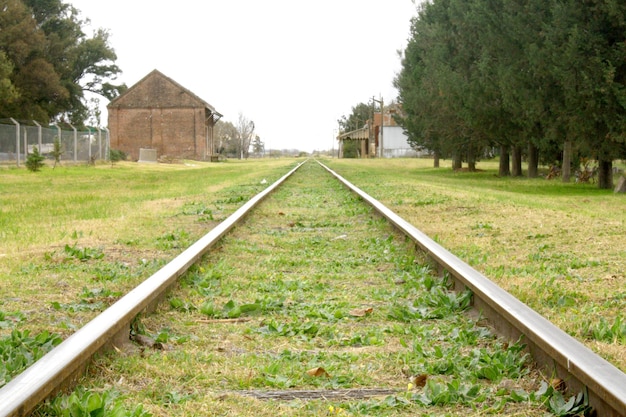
[26,146,45,172]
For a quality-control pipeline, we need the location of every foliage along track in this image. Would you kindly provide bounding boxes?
[23,161,595,416]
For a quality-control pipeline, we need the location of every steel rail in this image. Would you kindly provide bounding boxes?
[0,161,305,417]
[317,160,626,417]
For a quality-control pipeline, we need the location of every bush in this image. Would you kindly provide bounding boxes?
[109,149,127,163]
[25,146,45,172]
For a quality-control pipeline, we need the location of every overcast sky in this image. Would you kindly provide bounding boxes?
[71,0,419,152]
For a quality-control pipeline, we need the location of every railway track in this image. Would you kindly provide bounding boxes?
[1,159,625,416]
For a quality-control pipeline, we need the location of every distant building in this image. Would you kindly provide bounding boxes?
[107,69,222,161]
[375,108,420,158]
[337,103,420,158]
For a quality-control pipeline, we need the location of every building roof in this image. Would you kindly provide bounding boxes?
[337,126,369,141]
[108,69,222,118]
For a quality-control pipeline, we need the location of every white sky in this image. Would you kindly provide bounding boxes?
[71,0,419,152]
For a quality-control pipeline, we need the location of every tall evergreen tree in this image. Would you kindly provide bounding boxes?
[396,0,626,187]
[541,0,626,188]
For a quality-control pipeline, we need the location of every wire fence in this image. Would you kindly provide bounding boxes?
[0,119,109,167]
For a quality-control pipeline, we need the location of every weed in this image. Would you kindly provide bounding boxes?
[256,319,321,340]
[92,262,131,282]
[169,297,196,312]
[51,287,120,313]
[582,315,626,344]
[470,343,530,382]
[161,390,195,406]
[181,201,213,221]
[63,243,104,262]
[0,330,62,388]
[35,388,151,417]
[155,230,190,250]
[200,299,261,319]
[0,311,26,329]
[412,378,483,406]
[471,222,493,230]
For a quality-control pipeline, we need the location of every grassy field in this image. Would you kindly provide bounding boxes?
[0,159,298,336]
[325,157,626,372]
[0,157,624,416]
[34,161,552,416]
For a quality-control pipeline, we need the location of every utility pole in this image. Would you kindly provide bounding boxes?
[372,96,384,158]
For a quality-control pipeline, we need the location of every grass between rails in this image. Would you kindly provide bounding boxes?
[325,158,626,373]
[34,162,574,416]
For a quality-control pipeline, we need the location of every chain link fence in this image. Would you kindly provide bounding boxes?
[0,119,109,167]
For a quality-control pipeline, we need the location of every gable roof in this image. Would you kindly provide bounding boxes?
[108,69,220,114]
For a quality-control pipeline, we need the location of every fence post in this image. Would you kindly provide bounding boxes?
[9,118,19,167]
[33,121,42,154]
[97,127,102,160]
[87,127,92,162]
[103,127,110,161]
[68,123,77,163]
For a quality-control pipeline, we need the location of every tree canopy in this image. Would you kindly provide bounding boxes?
[214,113,258,159]
[395,0,626,188]
[0,0,124,126]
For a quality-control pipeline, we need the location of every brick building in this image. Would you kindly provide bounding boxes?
[107,69,222,161]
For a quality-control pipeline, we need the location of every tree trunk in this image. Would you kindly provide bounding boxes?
[527,143,539,178]
[453,152,462,170]
[467,146,476,172]
[562,140,572,182]
[499,145,510,176]
[433,151,440,168]
[597,159,613,189]
[511,146,523,177]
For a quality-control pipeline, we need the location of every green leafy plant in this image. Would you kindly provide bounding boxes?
[155,230,190,250]
[531,381,593,416]
[412,378,482,406]
[583,315,626,344]
[470,342,529,382]
[0,330,62,388]
[38,388,152,417]
[200,299,260,319]
[161,390,194,406]
[256,319,320,339]
[169,297,196,312]
[63,243,104,262]
[181,202,213,221]
[0,311,26,329]
[92,262,131,282]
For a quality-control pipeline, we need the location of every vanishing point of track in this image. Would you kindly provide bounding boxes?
[1,160,625,416]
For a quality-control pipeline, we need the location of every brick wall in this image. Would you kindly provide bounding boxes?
[108,70,213,161]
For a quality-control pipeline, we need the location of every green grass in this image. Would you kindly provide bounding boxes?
[2,157,620,416]
[32,161,578,417]
[0,159,298,338]
[326,157,626,372]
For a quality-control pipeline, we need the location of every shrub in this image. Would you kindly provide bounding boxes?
[108,149,127,163]
[25,146,45,172]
